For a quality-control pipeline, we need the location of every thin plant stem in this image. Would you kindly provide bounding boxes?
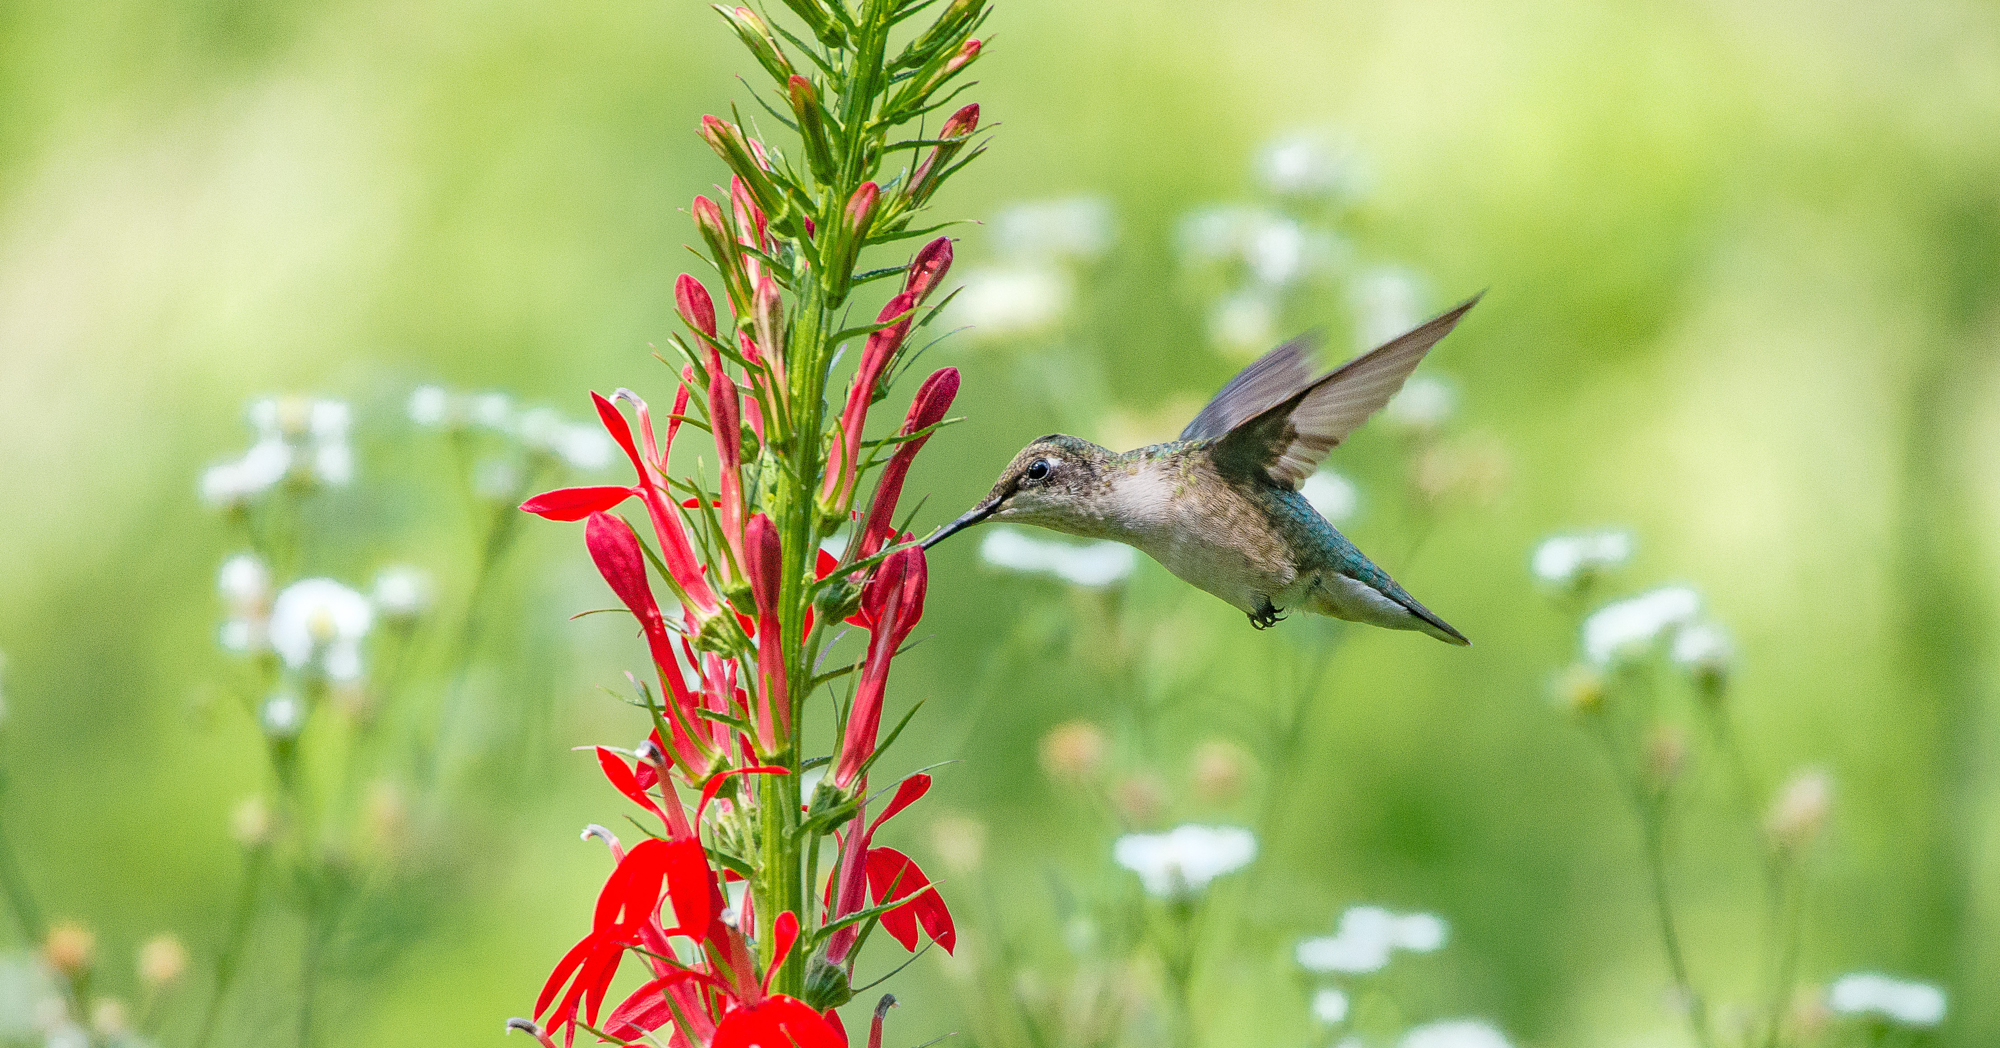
[191,847,271,1048]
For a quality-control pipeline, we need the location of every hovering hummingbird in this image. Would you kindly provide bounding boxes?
[922,295,1480,644]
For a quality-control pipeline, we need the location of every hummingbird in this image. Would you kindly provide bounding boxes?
[921,295,1480,644]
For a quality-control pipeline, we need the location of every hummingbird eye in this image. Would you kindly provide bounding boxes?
[1025,460,1052,483]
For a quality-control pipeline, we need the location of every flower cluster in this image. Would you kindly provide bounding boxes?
[409,386,613,498]
[199,396,354,507]
[1111,824,1256,899]
[946,196,1112,339]
[511,0,992,1041]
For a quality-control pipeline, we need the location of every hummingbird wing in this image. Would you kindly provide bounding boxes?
[1207,295,1481,488]
[1178,332,1323,443]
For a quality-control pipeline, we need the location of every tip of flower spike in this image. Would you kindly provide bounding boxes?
[505,1018,557,1048]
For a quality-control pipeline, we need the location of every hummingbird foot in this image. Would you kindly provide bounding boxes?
[1248,602,1286,630]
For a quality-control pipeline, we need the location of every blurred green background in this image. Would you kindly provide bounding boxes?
[3,0,1998,1045]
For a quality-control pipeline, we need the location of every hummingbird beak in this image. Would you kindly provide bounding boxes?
[921,497,1000,550]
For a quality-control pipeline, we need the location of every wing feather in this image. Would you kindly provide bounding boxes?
[1212,294,1481,488]
[1178,333,1322,443]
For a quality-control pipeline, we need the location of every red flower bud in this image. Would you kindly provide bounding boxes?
[904,237,953,305]
[676,274,717,338]
[856,368,959,560]
[947,38,980,74]
[939,103,980,140]
[742,514,789,755]
[845,181,880,238]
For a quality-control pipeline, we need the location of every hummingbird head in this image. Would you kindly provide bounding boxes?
[922,434,1113,549]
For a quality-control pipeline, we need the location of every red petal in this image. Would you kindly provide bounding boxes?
[592,391,646,475]
[660,837,718,940]
[761,911,799,995]
[865,848,951,953]
[712,995,847,1048]
[867,773,932,837]
[595,746,668,826]
[521,485,635,521]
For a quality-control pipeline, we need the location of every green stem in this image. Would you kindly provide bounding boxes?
[191,848,271,1048]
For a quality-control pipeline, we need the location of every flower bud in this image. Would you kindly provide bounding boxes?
[803,953,855,1011]
[698,117,784,224]
[1553,664,1607,715]
[1766,769,1832,851]
[718,6,795,86]
[947,38,981,75]
[1190,740,1249,804]
[904,237,954,304]
[44,922,94,978]
[752,275,786,375]
[1644,724,1688,788]
[773,0,842,46]
[907,105,979,208]
[692,194,751,316]
[1039,720,1106,784]
[676,273,718,338]
[137,934,188,989]
[787,76,837,183]
[1112,774,1167,825]
[930,815,987,876]
[232,794,275,849]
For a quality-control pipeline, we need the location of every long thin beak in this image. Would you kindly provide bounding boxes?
[921,498,1000,550]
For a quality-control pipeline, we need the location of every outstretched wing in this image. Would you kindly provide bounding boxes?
[1178,332,1323,443]
[1210,295,1481,488]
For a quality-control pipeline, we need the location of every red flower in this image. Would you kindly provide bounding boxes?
[742,513,790,755]
[833,548,927,789]
[903,237,953,305]
[826,774,955,962]
[821,292,918,511]
[677,273,718,339]
[708,359,748,577]
[712,995,845,1048]
[855,368,959,562]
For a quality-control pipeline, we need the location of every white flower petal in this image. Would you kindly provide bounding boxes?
[1113,825,1257,898]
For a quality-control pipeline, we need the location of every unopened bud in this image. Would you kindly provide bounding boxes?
[44,922,95,978]
[1645,725,1688,788]
[1112,774,1167,825]
[1039,720,1107,784]
[905,237,954,304]
[1554,664,1607,714]
[753,276,785,367]
[691,195,751,314]
[787,77,836,182]
[946,38,981,74]
[1766,770,1832,851]
[137,935,188,988]
[719,6,795,86]
[676,274,718,338]
[930,815,986,875]
[232,795,275,849]
[1190,740,1250,804]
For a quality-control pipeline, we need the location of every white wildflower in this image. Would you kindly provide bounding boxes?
[1350,267,1424,348]
[470,392,514,431]
[1398,1019,1512,1048]
[1112,824,1257,898]
[557,425,613,470]
[259,691,305,739]
[267,579,373,681]
[1531,531,1634,588]
[1672,620,1732,686]
[1257,134,1363,199]
[1300,471,1359,522]
[312,442,354,487]
[1176,206,1255,262]
[217,555,272,615]
[1310,987,1350,1025]
[408,385,453,427]
[980,528,1136,588]
[1583,586,1701,665]
[993,196,1115,262]
[218,619,261,654]
[1383,374,1457,435]
[1244,216,1309,286]
[951,267,1071,337]
[1208,290,1277,354]
[371,566,433,621]
[1827,973,1946,1027]
[309,400,351,442]
[1297,905,1449,974]
[1767,769,1833,850]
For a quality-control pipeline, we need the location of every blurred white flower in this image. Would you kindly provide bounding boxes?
[1767,768,1833,849]
[1672,621,1731,678]
[1208,290,1278,354]
[1176,206,1255,262]
[259,691,305,739]
[408,385,452,427]
[217,554,272,615]
[201,396,354,505]
[951,266,1071,337]
[313,442,354,487]
[993,196,1115,262]
[980,528,1136,588]
[1383,374,1457,435]
[1244,216,1309,285]
[309,400,351,442]
[1827,973,1946,1027]
[471,392,514,431]
[1398,1019,1512,1048]
[268,578,373,681]
[1113,824,1256,898]
[1300,471,1359,522]
[473,457,525,501]
[1257,134,1364,199]
[1310,987,1350,1025]
[557,425,613,470]
[1531,531,1634,588]
[1297,905,1449,974]
[371,566,433,621]
[1583,586,1701,665]
[218,619,261,654]
[1351,267,1424,348]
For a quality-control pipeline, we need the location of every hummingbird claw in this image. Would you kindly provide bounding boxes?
[1248,603,1285,630]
